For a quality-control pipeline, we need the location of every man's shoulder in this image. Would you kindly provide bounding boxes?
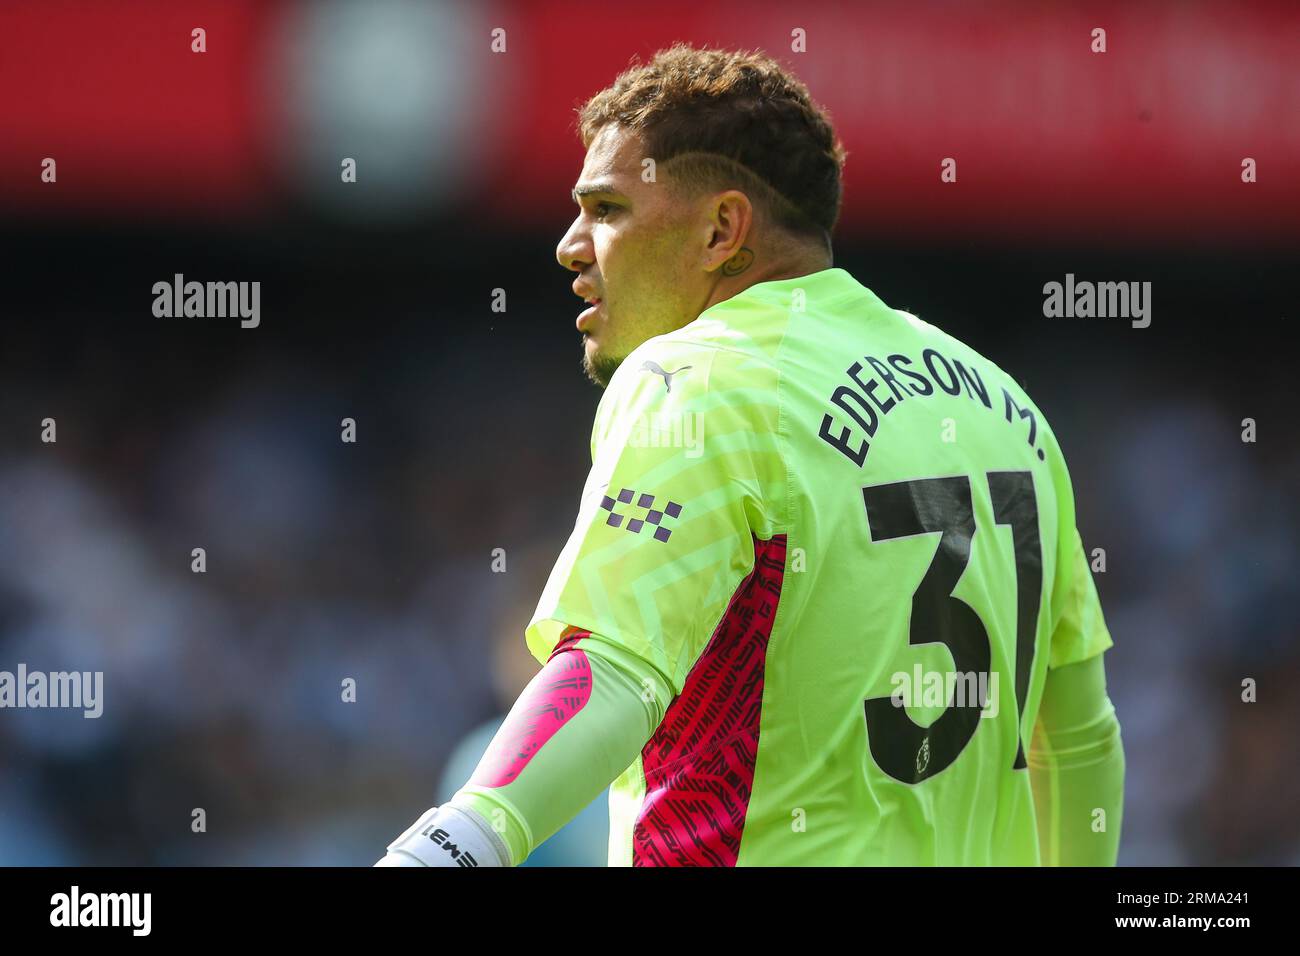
[591,325,784,480]
[900,313,1073,482]
[898,308,1054,419]
[610,322,778,405]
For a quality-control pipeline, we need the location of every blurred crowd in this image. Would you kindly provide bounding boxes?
[0,319,592,864]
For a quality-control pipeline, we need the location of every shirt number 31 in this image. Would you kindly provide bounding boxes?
[860,472,1042,784]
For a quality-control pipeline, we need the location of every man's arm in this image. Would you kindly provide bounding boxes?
[1027,652,1125,866]
[379,340,780,867]
[377,629,672,867]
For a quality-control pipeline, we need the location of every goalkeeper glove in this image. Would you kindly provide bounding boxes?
[375,804,510,868]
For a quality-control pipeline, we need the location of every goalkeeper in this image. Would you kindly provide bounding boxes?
[379,44,1123,867]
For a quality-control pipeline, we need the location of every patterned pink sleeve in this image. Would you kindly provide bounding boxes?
[469,628,594,789]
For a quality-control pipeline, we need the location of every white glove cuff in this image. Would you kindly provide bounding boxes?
[380,804,510,868]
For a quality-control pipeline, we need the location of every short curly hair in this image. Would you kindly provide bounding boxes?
[577,44,847,244]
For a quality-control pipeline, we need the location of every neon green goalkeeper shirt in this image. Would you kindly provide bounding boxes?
[525,267,1113,866]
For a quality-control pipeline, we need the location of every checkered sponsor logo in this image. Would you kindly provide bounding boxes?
[598,488,684,543]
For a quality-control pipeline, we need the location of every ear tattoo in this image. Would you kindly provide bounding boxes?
[721,247,755,277]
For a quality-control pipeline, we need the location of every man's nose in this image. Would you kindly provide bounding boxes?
[556,219,591,272]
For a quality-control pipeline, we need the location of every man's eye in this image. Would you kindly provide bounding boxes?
[593,202,613,219]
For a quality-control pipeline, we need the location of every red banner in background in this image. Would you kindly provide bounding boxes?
[2,0,1297,242]
[0,0,275,217]
[501,0,1300,242]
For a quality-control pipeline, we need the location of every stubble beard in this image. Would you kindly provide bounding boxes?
[581,334,623,389]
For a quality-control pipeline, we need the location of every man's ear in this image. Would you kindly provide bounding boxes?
[703,190,754,272]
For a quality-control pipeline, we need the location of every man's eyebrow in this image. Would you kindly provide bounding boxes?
[571,182,620,202]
